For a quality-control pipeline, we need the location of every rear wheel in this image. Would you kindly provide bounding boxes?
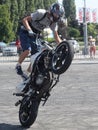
[19,97,40,128]
[51,41,74,74]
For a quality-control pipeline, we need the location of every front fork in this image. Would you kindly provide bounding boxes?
[42,74,60,106]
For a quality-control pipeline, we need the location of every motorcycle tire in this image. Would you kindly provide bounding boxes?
[19,97,40,128]
[51,41,74,74]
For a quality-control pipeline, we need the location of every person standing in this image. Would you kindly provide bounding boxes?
[88,36,96,58]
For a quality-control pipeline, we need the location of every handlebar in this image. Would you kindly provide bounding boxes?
[35,33,54,51]
[41,41,53,51]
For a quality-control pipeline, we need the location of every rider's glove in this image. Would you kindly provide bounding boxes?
[28,30,34,36]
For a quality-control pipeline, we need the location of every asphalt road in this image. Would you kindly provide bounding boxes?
[0,60,98,130]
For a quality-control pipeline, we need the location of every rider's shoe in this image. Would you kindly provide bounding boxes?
[15,65,23,75]
[16,78,30,93]
[21,73,28,81]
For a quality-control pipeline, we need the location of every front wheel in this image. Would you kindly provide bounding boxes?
[51,41,74,74]
[19,97,40,128]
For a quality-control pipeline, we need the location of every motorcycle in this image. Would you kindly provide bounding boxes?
[13,34,74,128]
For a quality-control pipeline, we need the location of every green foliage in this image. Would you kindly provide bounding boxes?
[0,4,15,42]
[43,0,56,9]
[87,23,98,38]
[68,27,80,38]
[62,0,77,38]
[34,0,44,10]
[44,37,55,42]
[69,19,79,28]
[25,0,35,11]
[10,0,19,34]
[17,0,26,18]
[0,0,57,42]
[63,0,76,21]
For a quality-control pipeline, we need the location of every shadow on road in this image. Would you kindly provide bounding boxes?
[0,123,27,130]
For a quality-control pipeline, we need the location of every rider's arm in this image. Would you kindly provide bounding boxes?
[53,31,62,44]
[50,23,62,44]
[22,16,32,31]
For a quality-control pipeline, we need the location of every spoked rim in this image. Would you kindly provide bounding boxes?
[52,44,68,71]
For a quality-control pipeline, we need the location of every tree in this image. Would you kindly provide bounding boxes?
[63,0,76,21]
[62,0,77,38]
[87,23,98,38]
[0,4,14,42]
[17,0,26,18]
[68,27,80,38]
[25,0,35,12]
[10,0,19,34]
[43,0,56,9]
[0,0,57,41]
[34,0,44,10]
[58,19,67,39]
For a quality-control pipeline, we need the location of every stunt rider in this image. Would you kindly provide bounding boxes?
[15,3,65,80]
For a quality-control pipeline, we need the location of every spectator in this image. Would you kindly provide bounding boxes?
[88,36,96,58]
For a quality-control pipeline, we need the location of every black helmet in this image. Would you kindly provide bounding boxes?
[50,3,65,21]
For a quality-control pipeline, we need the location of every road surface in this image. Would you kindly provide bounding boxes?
[0,60,98,130]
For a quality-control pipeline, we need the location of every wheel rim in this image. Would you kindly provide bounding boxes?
[20,112,30,123]
[52,44,68,71]
[19,100,32,123]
